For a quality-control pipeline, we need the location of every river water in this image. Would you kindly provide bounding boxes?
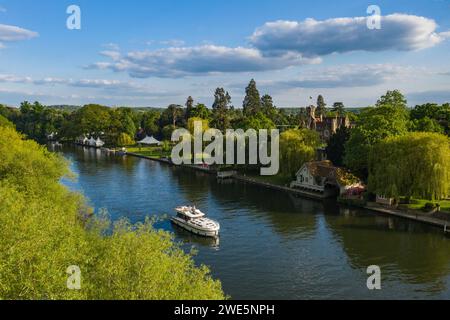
[57,145,450,300]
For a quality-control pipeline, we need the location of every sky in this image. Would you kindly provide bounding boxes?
[0,0,450,108]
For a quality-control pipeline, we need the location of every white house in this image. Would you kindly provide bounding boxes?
[290,160,364,196]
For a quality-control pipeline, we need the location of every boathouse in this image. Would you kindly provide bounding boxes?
[290,160,363,197]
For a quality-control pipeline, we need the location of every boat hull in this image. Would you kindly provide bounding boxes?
[171,217,219,238]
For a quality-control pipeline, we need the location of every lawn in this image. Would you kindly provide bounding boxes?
[126,145,171,159]
[402,197,450,213]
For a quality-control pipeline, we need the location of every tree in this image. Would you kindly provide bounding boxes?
[108,108,137,144]
[331,102,345,116]
[0,115,14,128]
[410,103,449,135]
[212,88,232,132]
[238,112,276,131]
[243,79,261,116]
[260,94,278,121]
[410,117,444,134]
[369,132,450,200]
[142,110,161,137]
[117,132,135,147]
[162,124,177,140]
[344,91,409,179]
[326,126,351,166]
[162,104,184,127]
[279,129,321,177]
[376,90,407,110]
[190,103,211,120]
[187,117,209,134]
[317,95,327,117]
[0,125,225,300]
[185,96,194,120]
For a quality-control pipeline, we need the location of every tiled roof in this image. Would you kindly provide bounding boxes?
[303,161,361,187]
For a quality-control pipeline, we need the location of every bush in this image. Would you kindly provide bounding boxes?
[0,126,225,300]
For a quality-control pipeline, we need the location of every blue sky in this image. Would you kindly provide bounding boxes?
[1,0,450,108]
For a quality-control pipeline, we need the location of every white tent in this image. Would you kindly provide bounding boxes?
[88,137,97,146]
[138,136,161,146]
[95,138,105,147]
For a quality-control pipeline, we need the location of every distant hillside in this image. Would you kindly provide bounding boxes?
[47,105,167,113]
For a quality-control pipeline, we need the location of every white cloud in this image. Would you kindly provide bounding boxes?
[160,39,186,47]
[250,14,449,57]
[88,45,320,78]
[262,64,417,89]
[0,24,38,42]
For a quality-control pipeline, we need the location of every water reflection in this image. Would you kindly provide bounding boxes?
[57,144,450,299]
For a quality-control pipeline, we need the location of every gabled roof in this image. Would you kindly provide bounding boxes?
[297,160,362,187]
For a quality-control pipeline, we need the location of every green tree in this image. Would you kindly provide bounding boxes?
[117,132,135,147]
[279,129,321,177]
[326,126,351,166]
[243,79,261,116]
[142,110,161,137]
[190,103,211,120]
[344,91,409,179]
[410,117,444,134]
[185,96,194,120]
[369,132,450,200]
[0,125,225,300]
[212,88,232,132]
[161,105,184,128]
[317,95,327,117]
[331,102,345,116]
[162,124,177,140]
[0,115,14,128]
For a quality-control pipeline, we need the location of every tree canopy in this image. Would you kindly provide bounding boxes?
[344,90,409,179]
[368,132,450,200]
[279,129,321,177]
[0,125,225,300]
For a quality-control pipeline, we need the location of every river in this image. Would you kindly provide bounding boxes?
[56,145,450,300]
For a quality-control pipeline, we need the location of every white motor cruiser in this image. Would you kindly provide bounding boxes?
[171,206,220,238]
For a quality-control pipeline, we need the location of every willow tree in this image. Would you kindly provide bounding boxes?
[279,129,321,177]
[368,132,450,200]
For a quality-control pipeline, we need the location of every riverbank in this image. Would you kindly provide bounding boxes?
[364,202,450,230]
[120,148,450,232]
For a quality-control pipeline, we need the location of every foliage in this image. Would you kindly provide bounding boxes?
[344,90,409,179]
[162,125,177,140]
[316,95,327,117]
[0,115,14,128]
[368,132,450,200]
[326,126,351,166]
[410,103,450,135]
[185,96,194,120]
[142,110,161,137]
[331,102,345,116]
[212,88,233,131]
[243,79,261,116]
[236,112,276,131]
[410,117,445,134]
[117,132,135,147]
[187,117,210,134]
[279,129,321,177]
[0,126,225,300]
[190,103,211,120]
